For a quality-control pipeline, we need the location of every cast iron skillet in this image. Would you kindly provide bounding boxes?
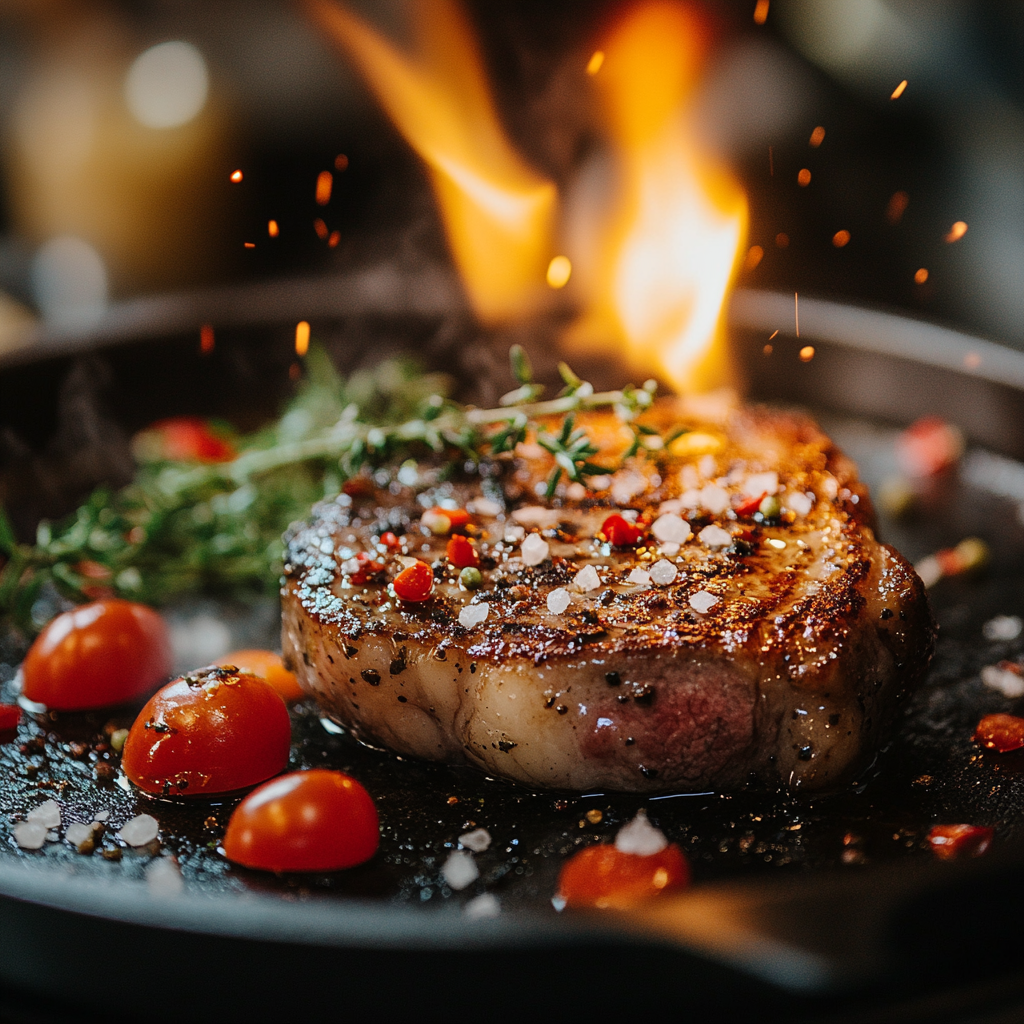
[1,281,1023,1022]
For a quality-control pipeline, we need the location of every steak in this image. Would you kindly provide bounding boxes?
[281,401,935,793]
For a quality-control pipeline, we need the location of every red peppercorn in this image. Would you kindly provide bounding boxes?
[600,514,643,548]
[392,561,434,602]
[446,534,479,569]
[927,824,993,860]
[974,713,1024,753]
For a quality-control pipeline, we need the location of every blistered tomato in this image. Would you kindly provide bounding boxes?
[446,534,479,569]
[393,561,434,602]
[974,714,1024,753]
[22,600,172,711]
[122,666,291,796]
[216,649,304,702]
[223,769,379,872]
[557,842,690,910]
[600,514,643,548]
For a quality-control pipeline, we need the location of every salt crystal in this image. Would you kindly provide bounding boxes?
[547,588,571,614]
[589,475,612,491]
[574,564,601,592]
[566,482,587,500]
[458,603,490,629]
[615,809,668,856]
[698,455,717,479]
[984,615,1023,642]
[146,857,184,895]
[627,568,652,588]
[13,821,48,850]
[64,822,95,848]
[981,664,1024,698]
[93,810,110,822]
[611,471,646,504]
[659,543,680,557]
[27,799,61,830]
[521,533,550,566]
[118,813,159,847]
[652,514,692,545]
[768,538,787,550]
[469,498,501,517]
[700,484,730,513]
[689,590,720,614]
[512,506,559,527]
[649,560,678,586]
[743,471,778,498]
[698,525,732,548]
[503,525,525,544]
[463,893,500,919]
[786,491,813,516]
[441,850,479,890]
[658,499,684,516]
[459,828,492,852]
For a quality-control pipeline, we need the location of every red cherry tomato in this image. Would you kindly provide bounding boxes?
[223,769,379,872]
[927,824,993,860]
[974,713,1024,753]
[446,534,479,569]
[216,649,305,703]
[379,531,401,550]
[350,552,385,585]
[0,703,21,732]
[393,560,434,602]
[136,417,236,463]
[22,600,172,711]
[122,666,291,796]
[600,514,643,548]
[557,842,690,910]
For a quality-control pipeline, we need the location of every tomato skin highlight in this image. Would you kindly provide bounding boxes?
[22,600,172,711]
[927,824,993,860]
[393,560,434,602]
[446,534,479,569]
[217,649,305,702]
[557,842,690,910]
[974,713,1024,753]
[122,666,291,796]
[223,769,379,872]
[600,514,642,548]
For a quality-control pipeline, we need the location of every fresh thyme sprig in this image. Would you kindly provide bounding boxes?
[0,345,661,633]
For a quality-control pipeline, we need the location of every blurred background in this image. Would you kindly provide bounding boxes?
[0,0,1020,356]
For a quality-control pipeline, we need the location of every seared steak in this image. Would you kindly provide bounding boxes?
[281,402,935,792]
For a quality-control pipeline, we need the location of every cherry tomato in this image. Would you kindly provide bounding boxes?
[22,600,172,711]
[216,649,305,703]
[600,514,643,548]
[350,553,385,585]
[446,534,479,569]
[122,666,291,796]
[974,713,1024,753]
[223,769,379,872]
[0,703,21,732]
[927,824,993,860]
[557,842,690,910]
[393,560,434,602]
[135,417,236,463]
[379,531,401,550]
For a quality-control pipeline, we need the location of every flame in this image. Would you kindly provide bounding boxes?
[567,2,747,391]
[305,0,556,324]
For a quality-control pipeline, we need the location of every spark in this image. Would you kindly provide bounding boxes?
[775,232,789,248]
[335,153,349,171]
[546,255,572,289]
[832,229,851,247]
[745,245,764,270]
[914,268,929,284]
[229,169,243,183]
[945,221,968,243]
[794,292,799,337]
[886,191,909,224]
[314,219,329,240]
[768,329,779,341]
[328,230,341,247]
[199,324,214,354]
[586,50,604,75]
[809,126,825,148]
[797,168,811,187]
[799,346,815,362]
[268,220,279,237]
[891,79,908,100]
[295,321,311,357]
[753,0,770,25]
[243,242,255,249]
[316,170,333,206]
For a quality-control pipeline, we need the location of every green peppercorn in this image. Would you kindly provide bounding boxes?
[459,566,483,590]
[758,494,781,518]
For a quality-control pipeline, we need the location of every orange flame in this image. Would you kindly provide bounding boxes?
[305,0,556,324]
[567,2,747,391]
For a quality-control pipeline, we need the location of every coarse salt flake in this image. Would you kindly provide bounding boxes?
[768,538,787,550]
[441,850,480,890]
[511,506,559,527]
[13,821,48,850]
[743,471,778,498]
[984,615,1023,642]
[981,664,1024,698]
[27,799,61,830]
[458,603,490,629]
[700,484,730,514]
[615,809,668,856]
[547,588,571,614]
[118,813,159,847]
[689,590,720,614]
[64,822,95,848]
[503,525,525,544]
[459,828,492,852]
[787,491,813,516]
[611,471,646,504]
[628,568,652,588]
[698,525,732,548]
[521,533,550,566]
[469,498,501,517]
[463,893,500,919]
[649,559,678,586]
[659,542,680,557]
[652,513,692,545]
[146,856,184,895]
[574,564,601,592]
